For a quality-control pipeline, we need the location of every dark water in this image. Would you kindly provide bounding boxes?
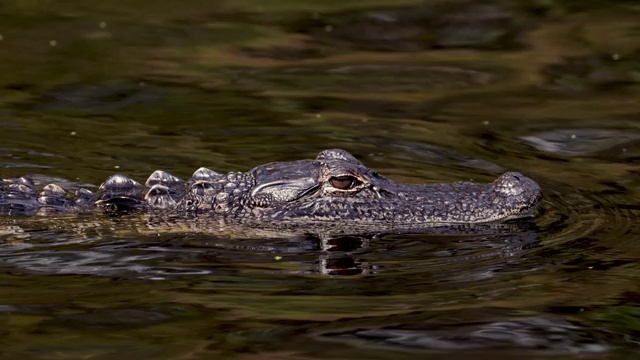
[1,0,639,359]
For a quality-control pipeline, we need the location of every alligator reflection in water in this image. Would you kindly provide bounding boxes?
[316,224,539,276]
[0,211,539,278]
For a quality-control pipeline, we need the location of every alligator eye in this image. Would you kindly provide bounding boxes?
[329,176,360,190]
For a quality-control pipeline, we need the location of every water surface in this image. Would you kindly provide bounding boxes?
[0,0,639,359]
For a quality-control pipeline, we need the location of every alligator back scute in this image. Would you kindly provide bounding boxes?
[94,174,146,211]
[38,184,66,206]
[74,188,95,210]
[0,176,39,215]
[93,167,224,212]
[0,176,80,215]
[1,167,226,216]
[181,167,223,212]
[95,170,187,211]
[144,170,185,210]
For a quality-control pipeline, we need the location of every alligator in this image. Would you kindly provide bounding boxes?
[0,149,542,232]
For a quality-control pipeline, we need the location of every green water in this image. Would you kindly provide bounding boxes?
[1,0,640,359]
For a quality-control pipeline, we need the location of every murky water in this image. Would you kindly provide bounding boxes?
[0,1,639,359]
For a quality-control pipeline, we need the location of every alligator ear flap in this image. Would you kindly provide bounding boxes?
[316,149,363,165]
[250,178,319,207]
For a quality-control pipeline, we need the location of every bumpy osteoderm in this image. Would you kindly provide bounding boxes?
[0,149,542,225]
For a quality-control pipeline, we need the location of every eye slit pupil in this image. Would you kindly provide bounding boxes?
[329,176,358,190]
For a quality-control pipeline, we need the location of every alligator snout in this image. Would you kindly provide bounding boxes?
[490,171,543,219]
[493,172,541,197]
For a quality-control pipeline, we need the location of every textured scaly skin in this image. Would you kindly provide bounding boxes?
[0,149,542,229]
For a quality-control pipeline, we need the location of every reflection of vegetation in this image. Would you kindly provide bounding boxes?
[542,52,640,92]
[287,2,531,52]
[548,0,634,11]
[591,304,640,349]
[605,306,640,336]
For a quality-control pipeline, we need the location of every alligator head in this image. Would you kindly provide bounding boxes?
[1,149,542,228]
[90,148,542,226]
